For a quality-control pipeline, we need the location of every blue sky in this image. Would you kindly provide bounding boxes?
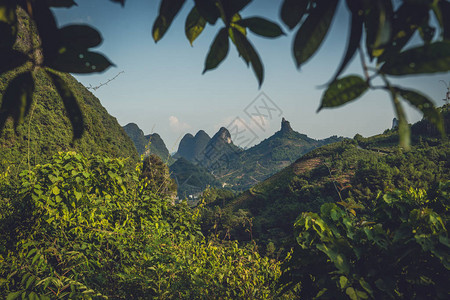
[53,0,449,151]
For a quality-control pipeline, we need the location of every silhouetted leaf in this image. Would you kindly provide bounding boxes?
[0,49,28,75]
[0,0,17,49]
[293,0,338,68]
[221,0,251,24]
[395,87,445,138]
[46,0,78,8]
[364,0,392,59]
[0,72,34,132]
[318,75,368,111]
[152,0,186,42]
[194,0,220,25]
[46,70,84,139]
[31,1,60,62]
[380,41,450,75]
[59,25,102,49]
[233,28,264,87]
[109,0,125,6]
[439,0,450,40]
[49,49,114,74]
[377,2,427,63]
[330,3,363,82]
[203,27,229,73]
[236,17,285,38]
[281,0,308,30]
[185,6,206,46]
[390,90,410,150]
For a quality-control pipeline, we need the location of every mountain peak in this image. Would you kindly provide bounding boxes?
[216,127,232,144]
[280,118,293,133]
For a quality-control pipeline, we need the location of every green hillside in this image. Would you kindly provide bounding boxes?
[214,118,344,190]
[0,70,138,173]
[204,108,450,249]
[170,157,221,198]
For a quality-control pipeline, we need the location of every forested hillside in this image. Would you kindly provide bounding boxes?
[0,70,138,173]
[202,108,450,250]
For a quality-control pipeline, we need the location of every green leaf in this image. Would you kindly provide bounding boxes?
[364,0,392,59]
[394,87,445,138]
[380,42,450,75]
[280,0,308,30]
[46,0,78,8]
[30,1,60,61]
[220,0,251,24]
[152,0,186,42]
[0,0,18,49]
[203,27,229,73]
[185,7,206,46]
[0,72,35,132]
[6,291,22,300]
[439,1,450,40]
[318,75,369,111]
[59,25,102,49]
[236,17,285,38]
[340,276,349,289]
[345,287,358,300]
[46,70,85,139]
[194,0,220,25]
[330,4,363,82]
[0,49,28,75]
[293,0,338,68]
[232,28,264,87]
[48,49,114,74]
[109,0,125,6]
[52,186,60,195]
[390,90,410,150]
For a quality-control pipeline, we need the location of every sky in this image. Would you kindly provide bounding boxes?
[53,0,450,151]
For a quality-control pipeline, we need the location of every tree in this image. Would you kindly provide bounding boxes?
[0,0,448,148]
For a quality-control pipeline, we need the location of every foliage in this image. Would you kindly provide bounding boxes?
[217,129,449,250]
[0,152,282,299]
[1,0,447,147]
[141,154,177,199]
[282,184,450,299]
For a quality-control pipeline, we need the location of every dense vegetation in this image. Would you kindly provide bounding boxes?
[0,152,283,299]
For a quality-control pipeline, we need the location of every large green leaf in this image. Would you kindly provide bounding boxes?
[236,17,285,38]
[0,0,17,49]
[394,87,445,138]
[30,1,60,62]
[59,25,102,49]
[46,70,84,139]
[194,0,220,25]
[439,0,450,40]
[330,3,363,82]
[185,6,206,46]
[0,49,28,75]
[203,27,229,73]
[232,28,264,87]
[49,49,114,74]
[46,0,78,8]
[318,75,369,111]
[220,0,251,24]
[364,0,392,60]
[152,0,186,42]
[0,71,35,131]
[293,0,338,68]
[380,41,450,75]
[281,0,309,30]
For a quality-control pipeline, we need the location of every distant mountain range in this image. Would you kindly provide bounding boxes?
[124,119,345,193]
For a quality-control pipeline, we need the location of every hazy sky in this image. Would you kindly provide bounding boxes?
[54,0,449,151]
